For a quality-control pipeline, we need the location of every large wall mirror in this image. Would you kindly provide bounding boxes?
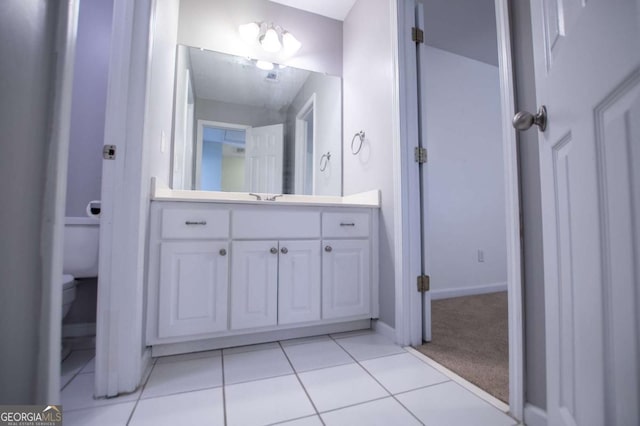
[171,45,342,196]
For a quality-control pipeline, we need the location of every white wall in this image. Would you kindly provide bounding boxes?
[177,0,343,76]
[145,0,180,188]
[288,73,342,195]
[65,0,114,217]
[196,98,286,127]
[422,46,507,297]
[0,0,59,404]
[343,0,396,327]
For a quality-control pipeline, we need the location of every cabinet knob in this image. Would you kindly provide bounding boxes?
[219,248,227,256]
[325,245,332,253]
[280,247,288,254]
[270,247,278,254]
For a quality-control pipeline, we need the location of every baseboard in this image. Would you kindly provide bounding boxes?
[372,320,395,341]
[524,403,547,426]
[151,319,371,357]
[431,282,508,300]
[62,322,96,338]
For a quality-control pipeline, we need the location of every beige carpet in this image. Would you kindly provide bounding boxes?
[415,291,509,402]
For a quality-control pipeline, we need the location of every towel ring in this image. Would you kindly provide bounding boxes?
[351,131,365,155]
[319,152,331,172]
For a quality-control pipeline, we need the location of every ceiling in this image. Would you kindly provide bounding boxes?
[423,0,498,66]
[189,47,311,111]
[268,0,357,21]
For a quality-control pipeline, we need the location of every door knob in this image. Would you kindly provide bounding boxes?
[513,105,547,132]
[280,247,288,254]
[270,247,278,254]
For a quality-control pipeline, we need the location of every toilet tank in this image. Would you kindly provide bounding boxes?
[64,217,100,278]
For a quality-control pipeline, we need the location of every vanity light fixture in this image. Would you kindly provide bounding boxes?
[238,21,301,55]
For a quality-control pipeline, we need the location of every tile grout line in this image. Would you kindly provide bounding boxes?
[60,350,95,392]
[277,341,326,426]
[126,357,157,426]
[221,350,228,426]
[328,334,426,426]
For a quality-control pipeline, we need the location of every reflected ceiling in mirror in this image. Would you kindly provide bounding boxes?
[171,45,342,196]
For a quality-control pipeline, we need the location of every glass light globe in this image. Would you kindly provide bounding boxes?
[238,22,260,42]
[282,32,301,53]
[256,60,274,70]
[260,28,282,52]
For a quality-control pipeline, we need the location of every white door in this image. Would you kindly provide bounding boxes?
[230,240,278,329]
[278,240,321,325]
[528,2,639,425]
[322,239,370,319]
[158,241,228,338]
[245,124,284,193]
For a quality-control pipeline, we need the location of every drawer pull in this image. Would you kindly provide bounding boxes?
[340,222,356,227]
[219,248,227,256]
[185,220,207,226]
[270,247,278,254]
[281,247,288,254]
[325,245,333,253]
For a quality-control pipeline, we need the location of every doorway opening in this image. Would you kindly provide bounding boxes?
[400,0,522,413]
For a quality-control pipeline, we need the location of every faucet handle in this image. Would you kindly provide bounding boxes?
[267,194,283,201]
[249,193,262,201]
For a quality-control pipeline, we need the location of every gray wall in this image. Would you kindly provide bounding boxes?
[422,45,507,297]
[511,0,547,409]
[0,0,59,404]
[65,0,113,217]
[343,0,396,327]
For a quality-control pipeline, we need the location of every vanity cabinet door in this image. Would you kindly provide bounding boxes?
[322,239,371,320]
[158,241,229,338]
[231,240,278,329]
[278,240,321,325]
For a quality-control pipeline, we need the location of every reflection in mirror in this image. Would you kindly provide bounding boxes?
[171,45,342,195]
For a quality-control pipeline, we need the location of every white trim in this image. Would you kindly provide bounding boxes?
[151,319,371,357]
[406,347,511,414]
[395,0,524,421]
[194,120,251,190]
[38,0,80,404]
[430,282,508,300]
[95,0,154,398]
[393,0,423,348]
[62,323,97,338]
[495,0,525,420]
[524,403,548,426]
[372,320,395,341]
[294,93,317,194]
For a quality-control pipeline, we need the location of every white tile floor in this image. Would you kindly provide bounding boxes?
[61,331,519,426]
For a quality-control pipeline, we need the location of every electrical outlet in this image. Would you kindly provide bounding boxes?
[477,249,485,263]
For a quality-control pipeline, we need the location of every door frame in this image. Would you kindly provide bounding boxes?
[393,0,524,420]
[194,120,250,190]
[294,93,317,194]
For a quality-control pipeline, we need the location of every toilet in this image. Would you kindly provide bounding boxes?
[61,216,100,321]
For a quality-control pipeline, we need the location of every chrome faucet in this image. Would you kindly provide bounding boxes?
[249,193,262,201]
[265,194,283,201]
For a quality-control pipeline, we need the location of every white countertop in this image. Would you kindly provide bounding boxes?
[150,178,380,208]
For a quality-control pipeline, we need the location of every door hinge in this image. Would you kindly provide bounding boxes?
[414,147,427,163]
[103,145,116,160]
[412,27,424,44]
[417,275,430,292]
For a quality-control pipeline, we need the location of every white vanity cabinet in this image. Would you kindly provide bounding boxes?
[146,198,379,355]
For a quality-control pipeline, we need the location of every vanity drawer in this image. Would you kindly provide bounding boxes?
[322,212,370,238]
[161,208,229,239]
[232,210,320,239]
